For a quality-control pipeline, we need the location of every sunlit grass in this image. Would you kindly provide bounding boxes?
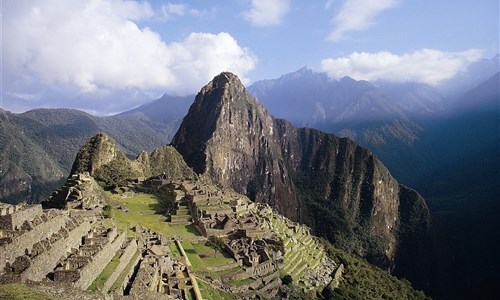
[0,284,63,300]
[88,252,121,291]
[197,278,237,300]
[109,250,141,292]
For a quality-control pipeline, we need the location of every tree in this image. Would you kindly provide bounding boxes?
[156,183,177,215]
[206,236,225,257]
[282,274,293,285]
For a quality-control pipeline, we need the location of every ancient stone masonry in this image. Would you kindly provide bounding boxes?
[42,172,106,211]
[0,203,95,283]
[53,224,125,289]
[128,228,196,300]
[101,238,138,293]
[21,215,93,282]
[166,181,283,298]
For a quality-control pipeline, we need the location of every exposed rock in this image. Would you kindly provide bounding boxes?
[172,72,435,281]
[70,133,121,176]
[68,133,196,189]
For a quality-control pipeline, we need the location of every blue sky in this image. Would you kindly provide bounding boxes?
[1,0,498,114]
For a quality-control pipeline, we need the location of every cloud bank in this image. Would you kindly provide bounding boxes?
[243,0,290,27]
[328,0,398,41]
[3,0,257,111]
[320,49,483,85]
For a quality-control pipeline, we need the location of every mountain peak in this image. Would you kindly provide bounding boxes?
[70,132,123,176]
[173,74,436,284]
[201,71,244,94]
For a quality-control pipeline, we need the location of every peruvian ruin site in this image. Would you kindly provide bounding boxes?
[0,172,340,299]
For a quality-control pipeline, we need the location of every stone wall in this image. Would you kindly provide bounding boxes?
[0,211,68,275]
[0,204,43,230]
[74,231,126,289]
[22,217,93,281]
[102,238,138,293]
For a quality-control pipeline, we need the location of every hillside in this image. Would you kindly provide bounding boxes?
[247,68,440,187]
[16,132,428,300]
[172,72,443,296]
[0,100,186,204]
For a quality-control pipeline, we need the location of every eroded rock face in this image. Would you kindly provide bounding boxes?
[69,133,196,181]
[172,72,433,275]
[70,133,121,176]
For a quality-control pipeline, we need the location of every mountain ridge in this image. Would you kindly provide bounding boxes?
[172,72,440,294]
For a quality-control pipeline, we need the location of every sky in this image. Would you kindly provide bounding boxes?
[1,0,498,115]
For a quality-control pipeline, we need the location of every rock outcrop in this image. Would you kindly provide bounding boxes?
[172,72,435,285]
[68,133,196,187]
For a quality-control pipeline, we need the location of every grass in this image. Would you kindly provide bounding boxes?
[109,250,141,292]
[107,192,174,236]
[169,242,182,258]
[0,284,63,300]
[88,252,121,291]
[107,192,204,240]
[209,266,245,279]
[197,279,237,300]
[227,277,254,287]
[180,241,241,279]
[181,241,206,272]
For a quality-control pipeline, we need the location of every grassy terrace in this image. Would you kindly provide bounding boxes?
[109,250,141,293]
[197,279,236,300]
[106,191,203,240]
[262,208,325,281]
[88,252,121,291]
[180,240,242,278]
[0,284,63,300]
[105,191,247,298]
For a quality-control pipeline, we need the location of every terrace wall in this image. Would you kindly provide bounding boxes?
[74,231,126,289]
[22,217,93,281]
[0,212,68,275]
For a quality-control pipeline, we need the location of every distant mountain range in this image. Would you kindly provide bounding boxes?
[0,95,190,204]
[0,55,497,299]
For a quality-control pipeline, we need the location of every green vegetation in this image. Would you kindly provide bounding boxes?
[197,279,237,300]
[106,191,203,240]
[0,283,63,300]
[109,250,141,292]
[94,152,139,189]
[180,240,241,277]
[320,239,430,300]
[205,236,225,257]
[154,183,178,215]
[88,252,121,292]
[102,204,112,218]
[282,274,293,285]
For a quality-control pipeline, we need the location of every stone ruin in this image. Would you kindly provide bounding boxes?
[0,203,94,284]
[42,172,105,213]
[164,181,284,298]
[128,228,196,300]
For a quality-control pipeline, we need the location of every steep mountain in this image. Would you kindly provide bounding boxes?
[70,132,196,183]
[43,132,196,209]
[172,72,441,294]
[0,98,190,204]
[247,68,443,187]
[437,54,500,99]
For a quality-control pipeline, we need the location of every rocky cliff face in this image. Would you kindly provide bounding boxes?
[70,133,122,176]
[172,72,434,286]
[70,132,196,182]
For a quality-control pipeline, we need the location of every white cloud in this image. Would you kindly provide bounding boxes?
[328,0,398,42]
[3,0,257,111]
[320,49,483,85]
[243,0,290,27]
[161,3,187,19]
[159,2,207,20]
